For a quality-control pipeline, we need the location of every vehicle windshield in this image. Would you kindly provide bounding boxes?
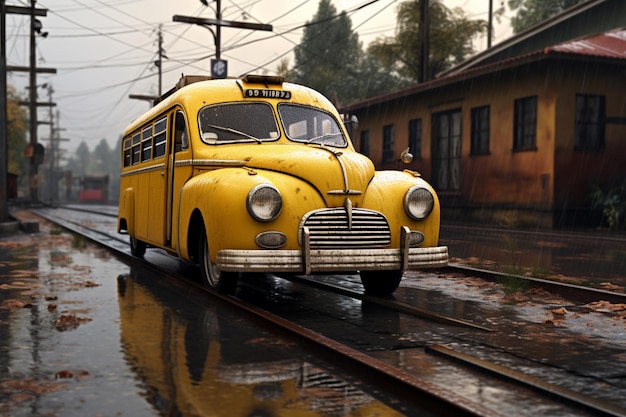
[278,103,347,147]
[198,102,279,144]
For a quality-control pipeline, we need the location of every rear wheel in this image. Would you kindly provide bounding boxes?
[198,226,239,294]
[359,270,402,296]
[130,236,146,258]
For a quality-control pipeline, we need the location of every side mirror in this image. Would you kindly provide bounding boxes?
[343,114,359,130]
[400,147,413,164]
[342,114,359,139]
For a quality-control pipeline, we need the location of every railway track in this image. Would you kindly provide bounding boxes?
[27,205,626,417]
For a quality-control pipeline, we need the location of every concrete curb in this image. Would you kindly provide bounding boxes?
[0,219,20,236]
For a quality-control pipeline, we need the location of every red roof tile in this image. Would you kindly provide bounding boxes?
[548,28,626,58]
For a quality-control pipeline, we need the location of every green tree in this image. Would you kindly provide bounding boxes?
[508,0,586,33]
[292,0,363,105]
[369,0,487,82]
[92,138,112,174]
[66,141,91,178]
[6,85,27,176]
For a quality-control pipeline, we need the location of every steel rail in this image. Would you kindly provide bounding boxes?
[57,203,626,304]
[30,206,626,416]
[29,206,506,417]
[426,344,626,417]
[441,264,626,304]
[284,274,493,332]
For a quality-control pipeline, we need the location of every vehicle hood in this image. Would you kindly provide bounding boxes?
[200,144,375,205]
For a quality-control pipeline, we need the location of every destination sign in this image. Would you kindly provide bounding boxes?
[244,89,291,99]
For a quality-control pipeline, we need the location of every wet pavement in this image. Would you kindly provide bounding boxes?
[1,207,625,417]
[440,224,626,289]
[0,212,420,417]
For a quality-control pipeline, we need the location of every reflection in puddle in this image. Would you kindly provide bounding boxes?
[117,268,408,417]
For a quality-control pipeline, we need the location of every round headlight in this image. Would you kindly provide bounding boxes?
[247,184,282,222]
[404,186,434,220]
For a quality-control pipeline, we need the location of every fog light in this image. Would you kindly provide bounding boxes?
[408,231,425,247]
[256,231,287,249]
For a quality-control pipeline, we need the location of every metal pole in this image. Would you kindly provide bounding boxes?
[419,0,429,83]
[157,25,163,95]
[488,0,493,48]
[0,0,8,221]
[47,85,54,205]
[215,0,221,59]
[28,0,38,203]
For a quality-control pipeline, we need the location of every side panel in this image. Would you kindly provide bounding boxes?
[135,171,150,240]
[146,165,167,243]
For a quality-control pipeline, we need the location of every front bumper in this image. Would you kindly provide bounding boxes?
[217,245,448,274]
[218,226,448,274]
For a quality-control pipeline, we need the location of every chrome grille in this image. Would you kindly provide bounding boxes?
[301,208,391,249]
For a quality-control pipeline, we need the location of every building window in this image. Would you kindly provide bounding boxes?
[382,124,395,163]
[408,118,422,159]
[360,130,370,157]
[471,106,490,155]
[575,94,605,152]
[513,96,537,151]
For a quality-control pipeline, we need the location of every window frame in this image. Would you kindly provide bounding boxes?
[408,118,422,160]
[360,129,370,157]
[470,105,490,155]
[513,96,537,152]
[153,116,168,159]
[382,124,395,163]
[574,94,605,152]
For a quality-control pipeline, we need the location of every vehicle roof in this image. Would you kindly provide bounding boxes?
[123,75,338,137]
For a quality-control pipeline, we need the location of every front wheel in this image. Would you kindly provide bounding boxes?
[130,236,146,258]
[198,227,239,294]
[359,270,402,296]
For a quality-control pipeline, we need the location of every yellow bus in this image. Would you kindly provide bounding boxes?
[117,74,447,295]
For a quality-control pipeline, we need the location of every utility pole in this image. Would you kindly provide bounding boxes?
[1,0,9,222]
[155,24,165,96]
[130,26,166,104]
[1,1,50,219]
[488,0,493,48]
[173,0,272,79]
[418,0,429,83]
[28,0,38,203]
[46,85,55,204]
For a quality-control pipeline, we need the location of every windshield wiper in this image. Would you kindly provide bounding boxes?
[205,124,262,143]
[306,132,343,145]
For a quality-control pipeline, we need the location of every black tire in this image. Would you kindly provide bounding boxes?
[198,226,239,294]
[130,236,146,258]
[359,270,402,296]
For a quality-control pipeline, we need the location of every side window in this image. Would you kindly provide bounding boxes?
[174,111,188,152]
[131,133,141,165]
[153,117,167,158]
[122,138,132,167]
[141,125,152,162]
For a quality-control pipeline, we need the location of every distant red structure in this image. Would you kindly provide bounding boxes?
[79,175,109,203]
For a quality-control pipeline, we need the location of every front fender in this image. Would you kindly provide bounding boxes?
[362,170,441,247]
[177,168,326,262]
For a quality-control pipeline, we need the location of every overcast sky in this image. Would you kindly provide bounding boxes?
[5,0,513,155]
